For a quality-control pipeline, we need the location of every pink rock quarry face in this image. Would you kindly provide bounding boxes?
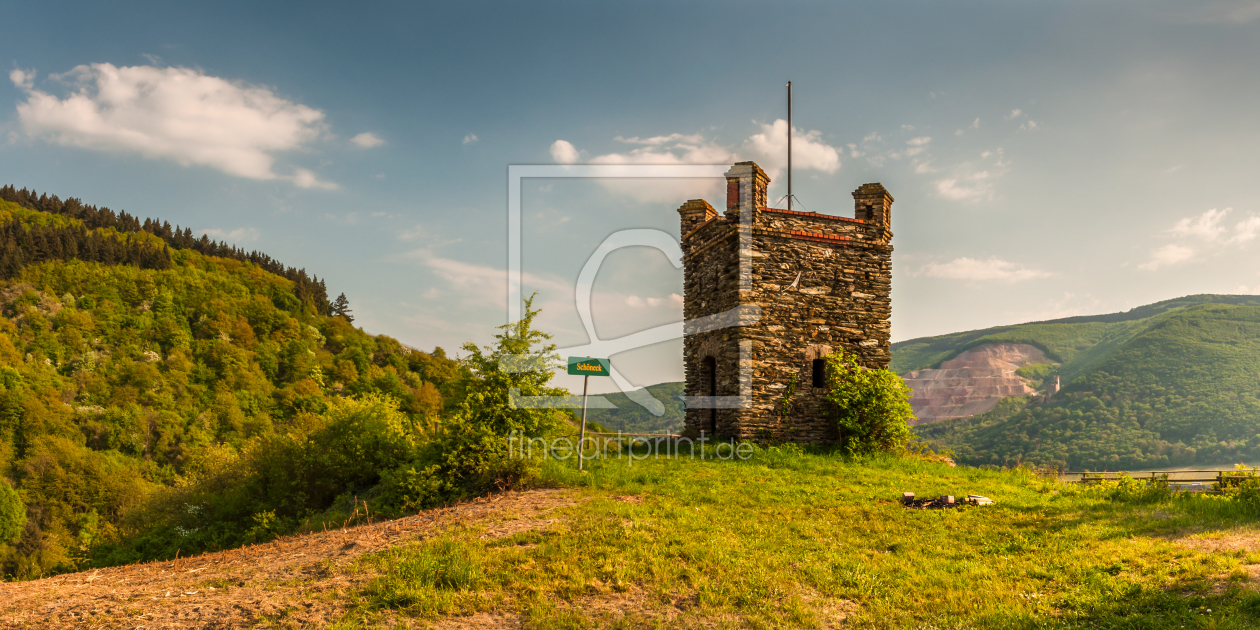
[900,343,1055,425]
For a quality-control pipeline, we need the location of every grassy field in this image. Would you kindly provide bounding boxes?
[327,447,1260,629]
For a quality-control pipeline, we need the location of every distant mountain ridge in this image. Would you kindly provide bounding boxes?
[904,296,1260,470]
[584,382,685,434]
[892,294,1260,383]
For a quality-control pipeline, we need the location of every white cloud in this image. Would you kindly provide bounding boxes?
[935,178,992,201]
[552,134,734,202]
[199,227,260,242]
[1164,207,1260,246]
[351,132,385,148]
[590,137,734,167]
[904,136,932,157]
[9,68,33,90]
[920,257,1052,282]
[407,249,571,312]
[1140,208,1260,269]
[550,139,579,164]
[1170,207,1230,240]
[615,133,707,146]
[625,295,645,307]
[744,119,841,178]
[293,167,339,190]
[462,133,478,145]
[1005,109,1023,120]
[12,63,333,188]
[398,225,426,241]
[548,122,840,204]
[1138,244,1195,270]
[1229,216,1260,244]
[931,148,1008,202]
[971,118,980,129]
[645,295,680,307]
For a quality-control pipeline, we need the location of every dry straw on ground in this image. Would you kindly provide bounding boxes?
[0,489,575,629]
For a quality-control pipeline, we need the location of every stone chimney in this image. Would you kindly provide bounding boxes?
[853,183,894,243]
[724,161,770,222]
[677,199,717,237]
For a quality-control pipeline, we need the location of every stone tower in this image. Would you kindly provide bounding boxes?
[678,161,894,443]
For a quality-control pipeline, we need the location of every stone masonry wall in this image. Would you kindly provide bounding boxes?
[679,161,893,443]
[680,210,736,436]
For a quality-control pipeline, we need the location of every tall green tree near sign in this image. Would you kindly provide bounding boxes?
[405,295,571,502]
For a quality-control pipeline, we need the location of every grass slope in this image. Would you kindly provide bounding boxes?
[325,450,1260,629]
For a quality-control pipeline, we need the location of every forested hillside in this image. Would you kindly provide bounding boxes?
[0,186,332,314]
[891,294,1260,383]
[910,300,1260,470]
[584,382,685,434]
[0,192,566,580]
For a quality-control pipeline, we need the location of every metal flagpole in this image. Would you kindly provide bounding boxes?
[578,374,590,471]
[787,80,793,211]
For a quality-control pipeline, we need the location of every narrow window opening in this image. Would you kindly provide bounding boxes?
[812,358,826,387]
[703,356,717,435]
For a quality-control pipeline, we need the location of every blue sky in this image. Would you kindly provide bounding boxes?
[3,1,1260,392]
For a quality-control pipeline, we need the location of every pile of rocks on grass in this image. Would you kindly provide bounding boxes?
[900,492,993,509]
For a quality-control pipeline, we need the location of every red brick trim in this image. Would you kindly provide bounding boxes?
[787,230,851,244]
[762,207,864,223]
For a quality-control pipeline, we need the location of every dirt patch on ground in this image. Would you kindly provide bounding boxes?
[1169,526,1260,555]
[496,585,856,630]
[0,489,576,629]
[1168,526,1260,594]
[434,612,523,629]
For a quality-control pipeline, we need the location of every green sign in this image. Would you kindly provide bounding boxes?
[567,357,610,377]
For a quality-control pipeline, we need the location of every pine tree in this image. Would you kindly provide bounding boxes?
[332,293,353,322]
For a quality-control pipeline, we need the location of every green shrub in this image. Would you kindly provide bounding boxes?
[382,296,567,510]
[1103,473,1172,503]
[824,350,914,456]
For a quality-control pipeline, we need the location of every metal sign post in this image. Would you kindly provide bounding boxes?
[567,357,610,470]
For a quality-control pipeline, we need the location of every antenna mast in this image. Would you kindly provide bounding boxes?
[787,80,793,211]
